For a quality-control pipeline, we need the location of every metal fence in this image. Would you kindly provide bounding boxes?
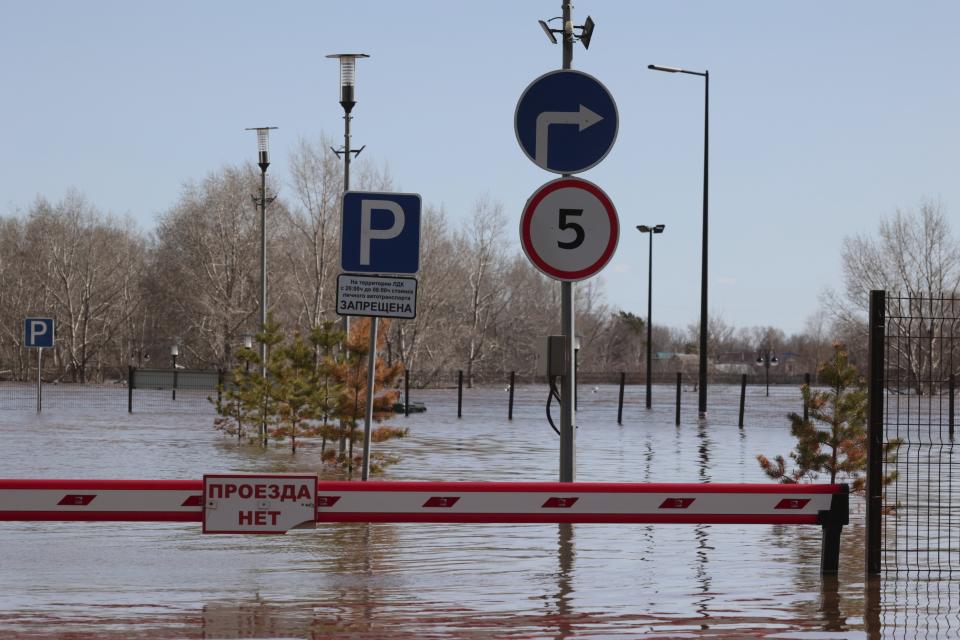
[409,368,811,389]
[868,291,960,576]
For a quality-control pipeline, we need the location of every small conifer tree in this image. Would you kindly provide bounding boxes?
[213,318,408,472]
[757,342,899,492]
[329,318,408,476]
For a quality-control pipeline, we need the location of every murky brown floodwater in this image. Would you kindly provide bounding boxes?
[0,383,956,638]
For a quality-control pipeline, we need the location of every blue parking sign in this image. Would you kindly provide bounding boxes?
[24,317,55,348]
[341,192,421,274]
[515,69,619,174]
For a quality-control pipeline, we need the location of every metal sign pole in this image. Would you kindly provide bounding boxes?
[559,0,575,482]
[361,317,378,480]
[36,348,42,413]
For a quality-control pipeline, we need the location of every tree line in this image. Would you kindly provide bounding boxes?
[1,136,957,386]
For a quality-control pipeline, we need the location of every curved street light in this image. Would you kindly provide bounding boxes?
[648,63,709,419]
[637,224,665,409]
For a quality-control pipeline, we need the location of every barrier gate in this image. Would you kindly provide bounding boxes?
[0,476,849,573]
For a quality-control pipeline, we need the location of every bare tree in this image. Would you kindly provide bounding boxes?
[22,192,145,382]
[389,205,461,383]
[455,196,510,386]
[836,201,960,391]
[281,135,344,329]
[150,165,283,368]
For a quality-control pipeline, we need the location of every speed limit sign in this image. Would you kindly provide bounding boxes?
[519,177,619,281]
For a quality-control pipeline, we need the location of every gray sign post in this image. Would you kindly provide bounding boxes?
[24,318,55,413]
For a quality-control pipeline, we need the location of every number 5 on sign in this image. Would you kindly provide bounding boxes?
[520,177,619,282]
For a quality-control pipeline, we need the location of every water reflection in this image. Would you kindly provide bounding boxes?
[552,523,575,639]
[694,419,714,628]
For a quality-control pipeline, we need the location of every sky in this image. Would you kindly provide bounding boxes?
[2,1,958,336]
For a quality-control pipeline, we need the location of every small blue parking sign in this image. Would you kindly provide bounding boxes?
[515,69,618,174]
[24,317,55,348]
[341,192,421,274]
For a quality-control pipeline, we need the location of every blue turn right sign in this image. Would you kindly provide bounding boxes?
[514,69,619,174]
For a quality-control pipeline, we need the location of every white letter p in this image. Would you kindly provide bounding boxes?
[360,200,405,266]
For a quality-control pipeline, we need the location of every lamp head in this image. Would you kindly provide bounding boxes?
[326,53,370,112]
[648,64,682,73]
[245,126,277,171]
[578,16,595,49]
[538,19,558,44]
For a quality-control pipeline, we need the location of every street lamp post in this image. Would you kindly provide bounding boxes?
[245,126,277,446]
[327,53,369,343]
[647,63,709,419]
[170,344,179,402]
[756,350,779,397]
[637,224,665,409]
[328,52,374,479]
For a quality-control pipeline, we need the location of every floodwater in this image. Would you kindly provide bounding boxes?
[0,382,955,638]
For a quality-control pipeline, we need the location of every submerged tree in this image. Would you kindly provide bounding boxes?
[329,318,408,476]
[757,342,899,492]
[213,318,407,472]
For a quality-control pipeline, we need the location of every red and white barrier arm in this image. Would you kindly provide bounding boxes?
[315,481,846,525]
[0,479,203,522]
[0,479,847,527]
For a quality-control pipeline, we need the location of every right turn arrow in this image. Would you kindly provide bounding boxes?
[534,104,604,169]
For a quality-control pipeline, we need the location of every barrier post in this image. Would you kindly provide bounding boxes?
[457,370,463,419]
[404,368,410,417]
[819,483,849,574]
[675,372,681,426]
[617,372,625,425]
[508,371,515,420]
[128,366,134,414]
[866,290,885,575]
[738,374,747,428]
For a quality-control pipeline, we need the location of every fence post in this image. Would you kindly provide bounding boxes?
[508,371,515,420]
[217,368,224,405]
[866,289,885,576]
[128,366,134,414]
[675,372,681,426]
[457,370,463,419]
[738,373,747,428]
[617,372,625,425]
[404,368,410,417]
[803,372,811,422]
[950,373,955,439]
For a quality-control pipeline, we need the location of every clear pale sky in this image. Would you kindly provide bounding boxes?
[3,1,958,335]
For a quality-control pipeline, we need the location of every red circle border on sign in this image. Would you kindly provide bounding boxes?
[520,177,619,281]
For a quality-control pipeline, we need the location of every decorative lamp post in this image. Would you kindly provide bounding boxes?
[245,126,277,446]
[648,63,709,419]
[244,127,277,380]
[756,350,779,397]
[327,53,369,343]
[170,344,179,401]
[328,52,373,478]
[637,224,665,409]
